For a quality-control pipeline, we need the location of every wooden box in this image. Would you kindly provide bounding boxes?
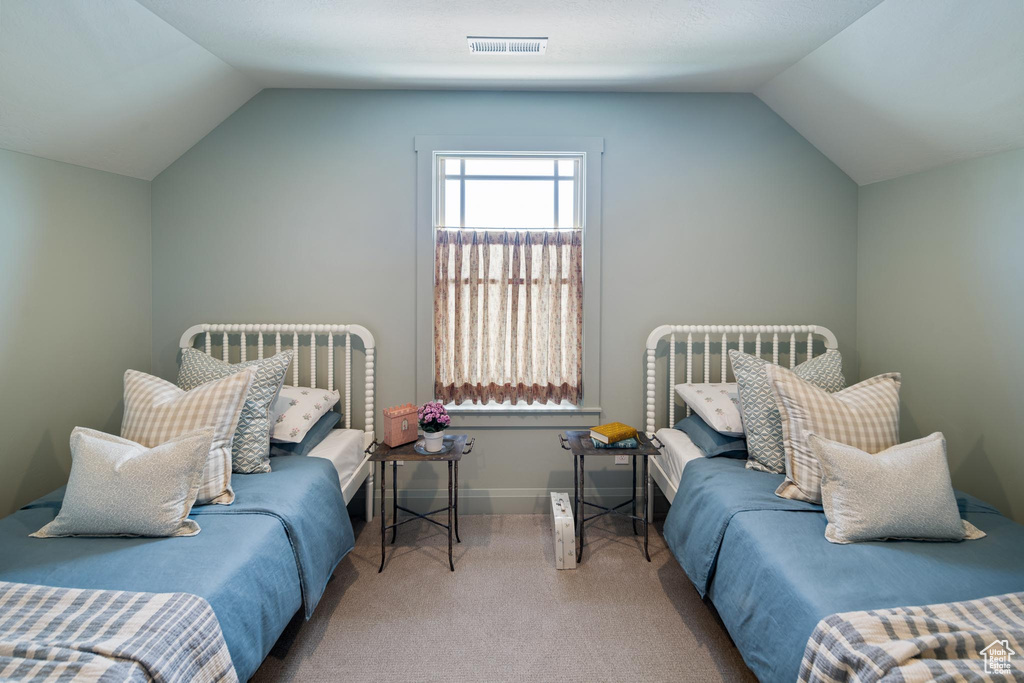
[382,403,418,447]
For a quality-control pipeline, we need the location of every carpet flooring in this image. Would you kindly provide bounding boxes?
[252,513,755,682]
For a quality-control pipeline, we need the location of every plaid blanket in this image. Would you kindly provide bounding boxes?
[0,581,236,682]
[800,591,1024,682]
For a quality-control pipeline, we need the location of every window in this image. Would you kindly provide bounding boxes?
[436,155,582,230]
[433,153,585,406]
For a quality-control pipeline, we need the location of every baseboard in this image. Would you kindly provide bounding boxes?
[368,486,644,515]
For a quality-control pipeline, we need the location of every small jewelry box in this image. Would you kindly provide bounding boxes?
[382,403,418,447]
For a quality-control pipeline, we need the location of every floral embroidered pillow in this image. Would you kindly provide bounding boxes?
[674,383,744,436]
[269,385,340,444]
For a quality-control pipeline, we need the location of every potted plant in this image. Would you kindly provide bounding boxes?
[418,401,451,452]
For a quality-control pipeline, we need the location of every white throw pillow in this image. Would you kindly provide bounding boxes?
[674,383,743,436]
[32,428,213,538]
[270,385,341,444]
[810,432,986,544]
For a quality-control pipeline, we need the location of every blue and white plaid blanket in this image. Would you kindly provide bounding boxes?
[800,591,1024,682]
[0,580,237,682]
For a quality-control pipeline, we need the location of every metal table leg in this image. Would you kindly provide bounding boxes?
[391,461,398,544]
[632,456,638,535]
[577,453,585,563]
[643,454,650,562]
[378,461,386,573]
[448,460,454,571]
[454,460,460,543]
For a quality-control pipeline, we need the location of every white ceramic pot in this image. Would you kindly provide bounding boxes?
[423,430,447,453]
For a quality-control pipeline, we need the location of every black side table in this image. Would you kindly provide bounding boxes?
[558,431,662,563]
[366,434,474,572]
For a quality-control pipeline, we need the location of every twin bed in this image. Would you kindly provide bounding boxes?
[0,323,376,681]
[645,324,1024,681]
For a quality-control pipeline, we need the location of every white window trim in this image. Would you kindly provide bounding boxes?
[415,135,604,428]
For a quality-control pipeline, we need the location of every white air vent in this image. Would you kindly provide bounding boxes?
[468,36,548,55]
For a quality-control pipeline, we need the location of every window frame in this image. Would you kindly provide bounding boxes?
[435,153,584,230]
[415,135,604,427]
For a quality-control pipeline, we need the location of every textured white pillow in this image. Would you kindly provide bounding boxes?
[32,428,213,538]
[270,385,341,443]
[810,432,986,544]
[674,383,743,436]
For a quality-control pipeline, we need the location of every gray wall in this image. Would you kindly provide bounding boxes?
[151,89,859,511]
[857,148,1024,523]
[0,148,151,515]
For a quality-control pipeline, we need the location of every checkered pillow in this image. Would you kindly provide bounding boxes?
[121,369,254,505]
[766,366,901,503]
[177,348,293,474]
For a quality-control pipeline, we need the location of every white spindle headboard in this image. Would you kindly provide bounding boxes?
[179,323,376,447]
[644,324,838,434]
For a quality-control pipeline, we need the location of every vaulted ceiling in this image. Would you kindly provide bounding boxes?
[0,0,1020,184]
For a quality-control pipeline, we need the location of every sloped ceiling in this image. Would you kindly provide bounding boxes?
[0,0,1020,184]
[134,0,881,92]
[0,0,260,180]
[757,0,1024,185]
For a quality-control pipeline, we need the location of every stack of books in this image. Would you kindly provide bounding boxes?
[589,422,638,449]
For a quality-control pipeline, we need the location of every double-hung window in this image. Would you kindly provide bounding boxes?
[432,153,584,406]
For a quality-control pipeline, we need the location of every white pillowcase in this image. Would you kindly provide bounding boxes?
[674,383,744,436]
[32,428,212,538]
[270,385,341,444]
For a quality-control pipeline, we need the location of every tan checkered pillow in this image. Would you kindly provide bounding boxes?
[766,366,901,503]
[121,369,254,505]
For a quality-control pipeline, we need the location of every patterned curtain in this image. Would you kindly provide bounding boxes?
[434,229,583,405]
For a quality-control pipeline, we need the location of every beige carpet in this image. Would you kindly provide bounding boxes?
[252,513,755,682]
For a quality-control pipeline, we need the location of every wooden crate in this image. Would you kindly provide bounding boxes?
[382,403,419,447]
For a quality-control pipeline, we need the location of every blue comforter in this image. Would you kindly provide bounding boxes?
[0,455,355,680]
[664,457,1024,683]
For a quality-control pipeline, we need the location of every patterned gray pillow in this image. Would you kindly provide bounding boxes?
[728,348,844,473]
[178,347,293,474]
[810,432,986,544]
[32,427,212,538]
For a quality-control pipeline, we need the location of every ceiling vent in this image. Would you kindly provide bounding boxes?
[467,36,548,55]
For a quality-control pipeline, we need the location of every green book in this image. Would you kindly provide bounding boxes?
[591,437,639,449]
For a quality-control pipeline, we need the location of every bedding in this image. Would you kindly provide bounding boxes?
[271,385,340,443]
[307,428,369,490]
[674,415,746,458]
[0,580,237,682]
[121,368,254,505]
[729,348,844,474]
[799,590,1024,682]
[178,347,293,474]
[0,455,353,680]
[32,427,211,539]
[673,383,743,435]
[769,367,902,503]
[271,410,341,457]
[653,427,704,490]
[812,432,984,543]
[663,457,1024,682]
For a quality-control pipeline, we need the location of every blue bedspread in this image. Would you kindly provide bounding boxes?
[0,455,354,681]
[664,457,1024,682]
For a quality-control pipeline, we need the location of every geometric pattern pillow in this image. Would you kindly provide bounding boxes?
[177,348,293,474]
[122,369,254,505]
[767,368,901,504]
[729,349,845,474]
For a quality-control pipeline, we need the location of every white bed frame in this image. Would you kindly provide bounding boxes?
[180,323,377,520]
[644,324,838,511]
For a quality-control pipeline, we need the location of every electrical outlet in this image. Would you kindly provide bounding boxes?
[615,455,629,465]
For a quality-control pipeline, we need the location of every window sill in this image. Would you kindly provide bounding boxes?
[445,403,603,429]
